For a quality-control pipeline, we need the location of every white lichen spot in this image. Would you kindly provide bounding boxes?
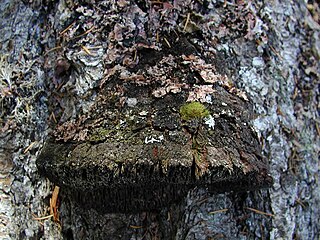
[144,135,164,144]
[221,102,228,106]
[252,57,265,68]
[126,98,137,107]
[205,115,215,129]
[139,110,148,116]
[205,94,212,104]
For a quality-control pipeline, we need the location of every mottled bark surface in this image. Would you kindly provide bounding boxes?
[0,0,319,239]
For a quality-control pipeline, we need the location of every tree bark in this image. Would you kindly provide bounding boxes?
[0,0,319,239]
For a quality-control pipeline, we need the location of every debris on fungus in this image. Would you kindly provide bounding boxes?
[180,102,210,120]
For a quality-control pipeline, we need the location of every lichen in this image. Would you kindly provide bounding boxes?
[88,128,111,142]
[180,102,210,120]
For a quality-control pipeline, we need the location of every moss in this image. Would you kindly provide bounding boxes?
[89,128,111,142]
[180,102,210,120]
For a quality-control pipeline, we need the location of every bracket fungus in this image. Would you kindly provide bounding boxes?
[38,42,272,213]
[37,79,272,212]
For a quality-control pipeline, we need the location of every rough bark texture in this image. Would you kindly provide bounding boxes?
[0,0,319,239]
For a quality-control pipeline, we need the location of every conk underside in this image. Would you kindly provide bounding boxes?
[37,78,272,212]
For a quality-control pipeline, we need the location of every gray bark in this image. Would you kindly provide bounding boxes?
[0,0,319,239]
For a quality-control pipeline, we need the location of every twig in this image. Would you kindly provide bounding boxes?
[44,46,62,56]
[209,208,229,215]
[23,141,36,154]
[86,46,102,49]
[163,37,171,48]
[81,45,94,56]
[72,26,95,39]
[295,198,307,209]
[245,207,274,217]
[184,13,191,32]
[269,45,283,60]
[49,112,57,124]
[50,186,60,222]
[33,214,54,221]
[59,21,76,35]
[133,49,137,62]
[129,225,143,229]
[315,122,320,136]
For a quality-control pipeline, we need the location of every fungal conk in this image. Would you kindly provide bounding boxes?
[37,59,272,213]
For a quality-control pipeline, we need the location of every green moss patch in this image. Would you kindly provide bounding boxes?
[180,102,210,120]
[89,128,111,142]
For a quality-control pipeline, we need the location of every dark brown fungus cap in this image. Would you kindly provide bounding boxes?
[37,77,272,212]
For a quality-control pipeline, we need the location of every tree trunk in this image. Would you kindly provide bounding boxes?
[0,0,319,239]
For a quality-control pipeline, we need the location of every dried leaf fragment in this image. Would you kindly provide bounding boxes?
[50,186,60,223]
[187,85,216,103]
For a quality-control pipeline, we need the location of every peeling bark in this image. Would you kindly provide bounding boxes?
[0,0,319,239]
